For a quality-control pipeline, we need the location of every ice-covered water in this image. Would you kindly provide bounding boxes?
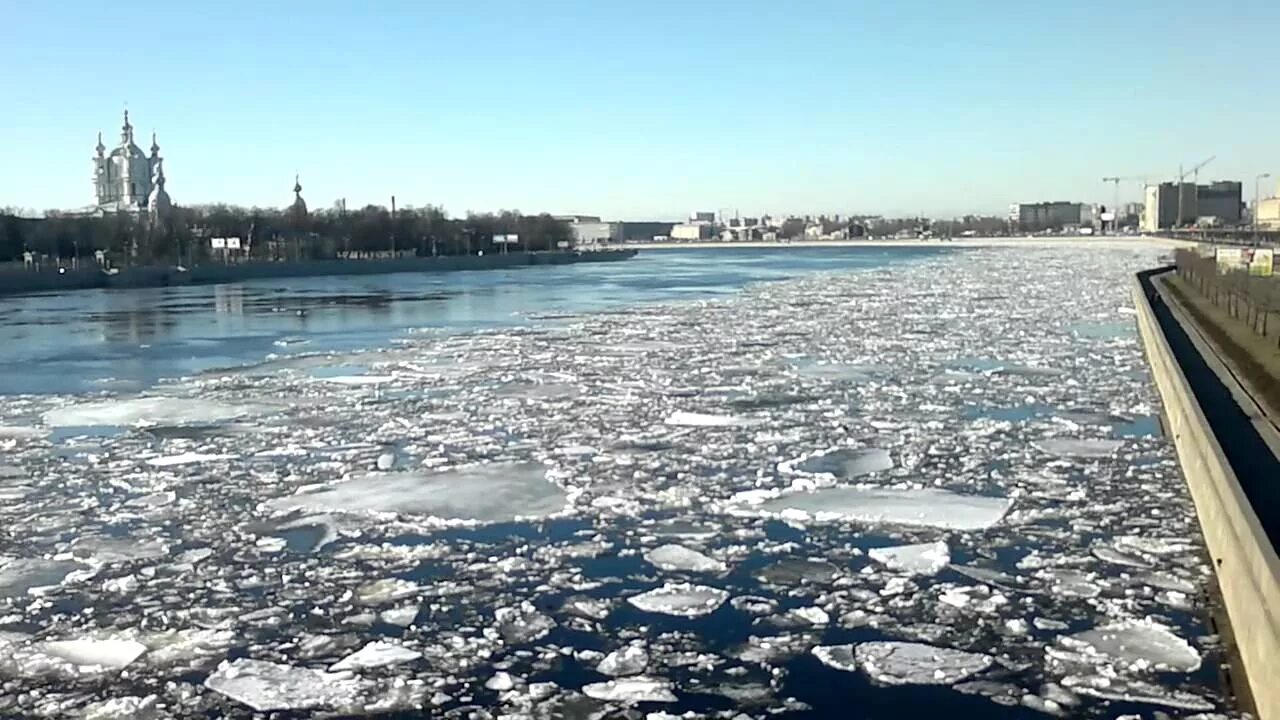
[0,244,1230,718]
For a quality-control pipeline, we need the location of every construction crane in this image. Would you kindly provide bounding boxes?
[1101,175,1147,229]
[1175,156,1215,227]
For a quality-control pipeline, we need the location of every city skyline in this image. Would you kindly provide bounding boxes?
[3,0,1279,220]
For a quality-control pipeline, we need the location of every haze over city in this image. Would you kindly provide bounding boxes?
[3,0,1279,219]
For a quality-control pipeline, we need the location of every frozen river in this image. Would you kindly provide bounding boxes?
[0,244,1235,718]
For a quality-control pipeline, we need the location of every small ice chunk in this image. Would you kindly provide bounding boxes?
[868,541,950,576]
[81,695,161,720]
[597,645,649,676]
[204,658,366,712]
[41,638,148,669]
[145,452,236,467]
[758,486,1012,530]
[814,642,993,685]
[486,671,516,691]
[628,583,729,618]
[376,452,396,471]
[643,544,726,573]
[1033,438,1124,458]
[329,641,420,672]
[789,606,830,626]
[811,644,858,672]
[664,411,762,427]
[582,676,677,703]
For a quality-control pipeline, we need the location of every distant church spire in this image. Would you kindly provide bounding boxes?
[95,131,105,156]
[150,131,160,157]
[121,109,134,144]
[294,173,302,195]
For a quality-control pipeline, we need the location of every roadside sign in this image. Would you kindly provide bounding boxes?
[226,237,242,250]
[505,234,519,244]
[210,237,226,249]
[556,240,569,248]
[1216,247,1244,272]
[1249,248,1274,277]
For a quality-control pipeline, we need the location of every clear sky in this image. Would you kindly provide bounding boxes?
[3,0,1278,220]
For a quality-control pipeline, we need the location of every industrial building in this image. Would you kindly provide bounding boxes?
[554,215,621,247]
[1140,181,1243,231]
[1196,181,1243,224]
[670,223,715,241]
[1257,180,1280,230]
[1008,202,1086,231]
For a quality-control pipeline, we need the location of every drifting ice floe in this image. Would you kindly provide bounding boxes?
[0,558,86,597]
[814,641,993,685]
[868,541,950,576]
[1048,618,1202,673]
[264,462,568,523]
[1033,438,1124,458]
[42,396,264,427]
[145,452,236,467]
[329,641,421,671]
[203,658,367,712]
[664,410,762,427]
[757,486,1012,530]
[596,645,649,676]
[797,447,894,478]
[582,676,678,703]
[643,544,727,573]
[39,637,148,669]
[627,583,729,617]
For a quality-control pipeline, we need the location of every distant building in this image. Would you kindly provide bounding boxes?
[618,221,675,241]
[690,211,716,224]
[1256,181,1280,229]
[90,110,172,216]
[1196,181,1243,224]
[1008,202,1084,231]
[1141,181,1240,231]
[554,215,620,246]
[671,223,714,241]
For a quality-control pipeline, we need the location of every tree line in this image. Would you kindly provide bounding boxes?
[0,204,575,266]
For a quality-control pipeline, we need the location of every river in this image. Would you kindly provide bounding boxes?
[0,244,1230,719]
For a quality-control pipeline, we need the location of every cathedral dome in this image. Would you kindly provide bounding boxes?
[289,175,308,220]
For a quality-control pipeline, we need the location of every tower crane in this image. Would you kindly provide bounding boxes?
[1176,156,1215,227]
[1101,175,1147,231]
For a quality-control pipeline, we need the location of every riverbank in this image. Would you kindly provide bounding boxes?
[621,236,1193,250]
[0,249,636,298]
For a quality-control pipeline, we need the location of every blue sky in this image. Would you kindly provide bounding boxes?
[3,0,1278,220]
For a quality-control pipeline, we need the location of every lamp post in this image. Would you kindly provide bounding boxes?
[1255,173,1271,231]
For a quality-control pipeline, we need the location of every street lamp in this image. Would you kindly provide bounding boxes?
[1255,173,1272,231]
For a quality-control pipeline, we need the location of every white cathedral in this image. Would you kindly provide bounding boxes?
[91,110,171,221]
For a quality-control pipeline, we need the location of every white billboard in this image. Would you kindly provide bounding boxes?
[226,237,242,250]
[210,237,226,249]
[505,234,519,244]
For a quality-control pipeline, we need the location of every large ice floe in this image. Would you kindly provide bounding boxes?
[263,462,568,523]
[753,486,1013,530]
[0,243,1231,718]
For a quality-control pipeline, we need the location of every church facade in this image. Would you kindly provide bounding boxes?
[92,110,170,219]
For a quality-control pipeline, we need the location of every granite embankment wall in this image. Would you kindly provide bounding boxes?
[1133,267,1280,720]
[0,250,635,297]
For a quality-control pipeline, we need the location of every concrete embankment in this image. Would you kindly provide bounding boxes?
[0,250,636,297]
[1133,267,1280,719]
